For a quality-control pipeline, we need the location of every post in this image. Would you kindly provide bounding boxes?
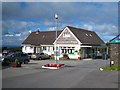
[55,13,58,64]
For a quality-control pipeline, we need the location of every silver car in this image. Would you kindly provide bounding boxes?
[31,53,50,60]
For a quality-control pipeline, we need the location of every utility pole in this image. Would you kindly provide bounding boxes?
[55,13,58,64]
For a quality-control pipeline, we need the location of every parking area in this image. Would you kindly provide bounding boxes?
[15,59,110,69]
[2,59,119,88]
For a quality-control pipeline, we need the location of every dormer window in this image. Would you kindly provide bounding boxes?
[86,34,88,36]
[90,34,92,37]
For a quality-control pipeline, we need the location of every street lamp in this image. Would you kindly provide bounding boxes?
[55,13,58,64]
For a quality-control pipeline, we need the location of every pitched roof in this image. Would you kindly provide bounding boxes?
[67,26,105,45]
[22,26,105,46]
[22,30,62,45]
[109,34,120,43]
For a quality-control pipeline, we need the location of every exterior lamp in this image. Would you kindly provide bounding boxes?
[55,13,58,19]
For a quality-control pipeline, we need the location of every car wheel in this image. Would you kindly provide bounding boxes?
[39,57,42,60]
[49,56,51,59]
[2,59,10,66]
[24,60,29,64]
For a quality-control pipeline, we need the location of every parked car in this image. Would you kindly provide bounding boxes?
[27,53,33,59]
[31,53,50,60]
[1,52,30,66]
[2,50,13,56]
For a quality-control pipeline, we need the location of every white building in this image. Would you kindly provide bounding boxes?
[22,26,107,60]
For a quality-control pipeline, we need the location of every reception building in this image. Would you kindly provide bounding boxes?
[22,26,107,60]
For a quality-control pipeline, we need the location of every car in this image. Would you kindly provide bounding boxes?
[1,52,30,66]
[31,53,50,60]
[2,50,13,56]
[27,53,33,59]
[0,53,2,57]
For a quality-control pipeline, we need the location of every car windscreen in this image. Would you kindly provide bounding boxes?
[21,54,27,56]
[33,53,39,55]
[28,53,32,55]
[40,53,44,55]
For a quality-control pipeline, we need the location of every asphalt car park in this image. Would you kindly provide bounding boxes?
[2,59,119,88]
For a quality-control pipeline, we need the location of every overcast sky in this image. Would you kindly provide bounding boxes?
[2,2,118,47]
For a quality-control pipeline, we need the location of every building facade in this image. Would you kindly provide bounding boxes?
[22,26,106,60]
[109,35,120,65]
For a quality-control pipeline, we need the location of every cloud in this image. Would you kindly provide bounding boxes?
[77,22,118,42]
[83,24,93,30]
[2,2,118,46]
[2,2,117,24]
[2,20,40,35]
[15,33,21,36]
[4,34,14,37]
[46,27,56,31]
[4,33,21,37]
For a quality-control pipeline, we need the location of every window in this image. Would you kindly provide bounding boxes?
[90,34,92,37]
[43,47,46,50]
[61,47,75,54]
[56,47,58,50]
[24,46,27,50]
[48,47,50,51]
[37,48,41,53]
[86,34,88,36]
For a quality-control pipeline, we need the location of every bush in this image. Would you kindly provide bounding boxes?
[15,58,20,64]
[63,54,69,59]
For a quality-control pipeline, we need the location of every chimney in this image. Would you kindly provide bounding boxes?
[36,28,40,34]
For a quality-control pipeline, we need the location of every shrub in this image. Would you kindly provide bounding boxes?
[15,58,20,64]
[63,54,69,59]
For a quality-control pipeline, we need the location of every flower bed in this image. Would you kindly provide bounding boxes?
[11,63,21,67]
[42,63,65,69]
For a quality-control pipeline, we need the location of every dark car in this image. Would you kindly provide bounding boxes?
[31,53,50,60]
[1,52,30,66]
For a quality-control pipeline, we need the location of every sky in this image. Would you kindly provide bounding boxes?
[1,2,119,47]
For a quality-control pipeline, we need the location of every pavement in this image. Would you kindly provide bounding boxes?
[1,59,119,88]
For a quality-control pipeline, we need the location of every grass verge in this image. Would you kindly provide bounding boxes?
[102,65,120,71]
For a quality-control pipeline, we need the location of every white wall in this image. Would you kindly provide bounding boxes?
[22,46,34,53]
[43,46,54,55]
[22,45,81,59]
